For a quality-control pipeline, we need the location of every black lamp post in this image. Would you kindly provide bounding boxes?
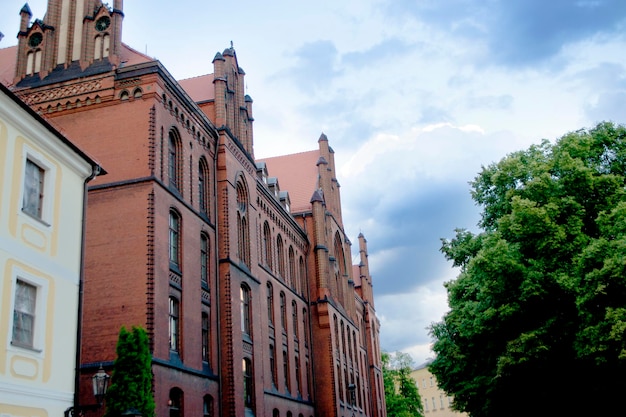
[64,365,111,417]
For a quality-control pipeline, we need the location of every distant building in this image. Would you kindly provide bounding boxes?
[0,83,101,417]
[0,1,386,416]
[411,360,467,417]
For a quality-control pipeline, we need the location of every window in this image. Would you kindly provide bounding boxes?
[203,395,213,417]
[201,234,209,287]
[292,301,299,339]
[270,343,277,387]
[295,355,301,394]
[302,308,309,347]
[12,280,36,347]
[241,285,251,337]
[298,257,306,295]
[283,349,290,392]
[169,388,183,417]
[22,159,45,219]
[277,236,285,279]
[169,210,181,268]
[280,292,286,331]
[168,130,181,191]
[199,158,209,216]
[288,247,296,291]
[202,312,210,363]
[236,181,250,266]
[243,357,254,409]
[169,296,180,351]
[263,222,272,269]
[267,283,274,326]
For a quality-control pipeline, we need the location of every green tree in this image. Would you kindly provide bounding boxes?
[382,351,423,417]
[429,121,626,417]
[105,326,155,417]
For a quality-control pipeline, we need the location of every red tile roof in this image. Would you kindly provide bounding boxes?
[259,150,320,214]
[0,46,17,86]
[119,42,153,67]
[178,74,215,103]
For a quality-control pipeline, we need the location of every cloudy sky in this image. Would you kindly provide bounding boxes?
[3,0,626,366]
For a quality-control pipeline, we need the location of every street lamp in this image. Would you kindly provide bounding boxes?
[65,365,111,417]
[92,365,111,405]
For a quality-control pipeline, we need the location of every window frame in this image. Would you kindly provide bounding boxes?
[169,209,181,269]
[169,296,180,352]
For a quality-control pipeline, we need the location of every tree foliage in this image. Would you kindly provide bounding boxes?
[382,351,424,417]
[105,326,155,417]
[430,122,626,417]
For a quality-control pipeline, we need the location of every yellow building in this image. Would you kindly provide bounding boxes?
[0,83,101,417]
[411,360,467,417]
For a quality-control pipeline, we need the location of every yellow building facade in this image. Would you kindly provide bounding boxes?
[0,83,100,417]
[411,360,467,417]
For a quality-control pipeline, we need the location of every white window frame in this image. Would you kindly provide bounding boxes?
[8,269,49,354]
[20,146,56,226]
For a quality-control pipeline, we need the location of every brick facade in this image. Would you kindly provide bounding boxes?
[1,2,386,417]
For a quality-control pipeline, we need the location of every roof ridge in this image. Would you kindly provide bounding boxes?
[178,73,214,82]
[259,148,318,161]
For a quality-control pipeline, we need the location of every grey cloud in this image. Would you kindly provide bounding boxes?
[382,0,626,67]
[350,180,479,296]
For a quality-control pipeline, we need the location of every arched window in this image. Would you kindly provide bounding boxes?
[283,349,290,392]
[303,308,309,347]
[198,157,210,216]
[202,312,210,363]
[94,36,102,60]
[279,292,286,331]
[288,247,296,291]
[292,301,299,339]
[243,357,254,409]
[203,395,213,417]
[263,222,272,269]
[270,343,277,387]
[169,210,181,268]
[295,354,301,394]
[168,129,182,191]
[277,235,285,279]
[337,365,344,401]
[334,315,340,351]
[169,388,183,417]
[298,256,306,295]
[200,233,209,287]
[236,181,250,266]
[267,282,274,326]
[240,285,251,337]
[169,296,180,352]
[273,409,279,417]
[133,87,143,98]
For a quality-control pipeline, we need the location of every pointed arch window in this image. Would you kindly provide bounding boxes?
[292,301,299,340]
[199,157,210,216]
[267,282,274,326]
[279,291,287,332]
[169,129,182,192]
[263,222,272,269]
[288,246,296,291]
[277,236,285,279]
[200,233,209,287]
[236,181,250,266]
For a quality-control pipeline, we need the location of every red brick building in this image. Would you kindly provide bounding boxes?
[0,2,386,417]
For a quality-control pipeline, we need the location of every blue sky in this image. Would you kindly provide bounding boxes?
[3,0,626,366]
